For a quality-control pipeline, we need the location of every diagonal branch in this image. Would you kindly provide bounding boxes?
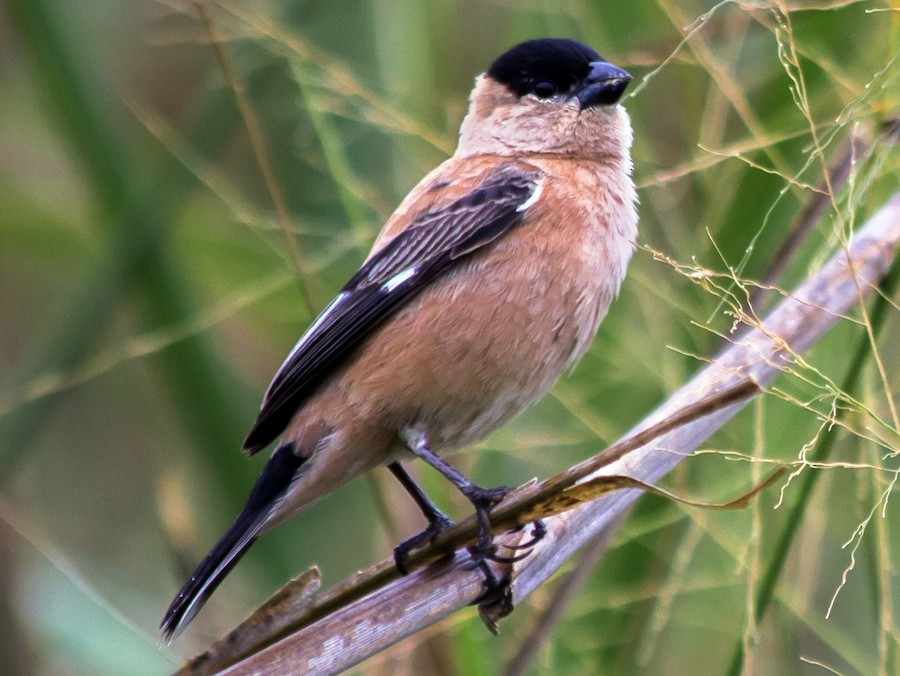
[181,192,900,675]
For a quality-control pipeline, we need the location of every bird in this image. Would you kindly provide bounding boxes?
[161,37,637,642]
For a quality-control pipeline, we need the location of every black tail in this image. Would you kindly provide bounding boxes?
[160,443,307,642]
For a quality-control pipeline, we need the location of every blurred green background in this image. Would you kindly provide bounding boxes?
[0,0,897,674]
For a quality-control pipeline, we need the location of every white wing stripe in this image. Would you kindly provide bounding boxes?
[516,180,543,212]
[381,266,418,292]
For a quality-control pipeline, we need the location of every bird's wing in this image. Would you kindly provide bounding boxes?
[243,166,540,454]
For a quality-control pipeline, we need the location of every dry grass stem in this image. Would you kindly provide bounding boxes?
[175,194,900,675]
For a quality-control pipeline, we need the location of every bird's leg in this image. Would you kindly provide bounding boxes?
[389,462,455,574]
[403,437,514,598]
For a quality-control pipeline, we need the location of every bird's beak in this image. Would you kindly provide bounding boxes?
[576,61,632,109]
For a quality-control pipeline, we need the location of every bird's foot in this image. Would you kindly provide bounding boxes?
[464,484,511,508]
[462,489,542,611]
[393,512,455,575]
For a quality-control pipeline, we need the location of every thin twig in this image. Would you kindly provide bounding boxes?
[194,1,317,317]
[750,131,868,309]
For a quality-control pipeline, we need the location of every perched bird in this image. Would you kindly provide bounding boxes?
[161,37,637,642]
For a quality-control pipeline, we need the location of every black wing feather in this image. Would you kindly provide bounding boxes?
[243,168,539,454]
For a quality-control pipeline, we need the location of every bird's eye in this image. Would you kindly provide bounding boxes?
[532,81,558,99]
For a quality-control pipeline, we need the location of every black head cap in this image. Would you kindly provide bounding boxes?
[487,38,605,100]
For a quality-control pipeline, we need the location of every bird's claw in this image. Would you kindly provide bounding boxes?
[504,519,547,550]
